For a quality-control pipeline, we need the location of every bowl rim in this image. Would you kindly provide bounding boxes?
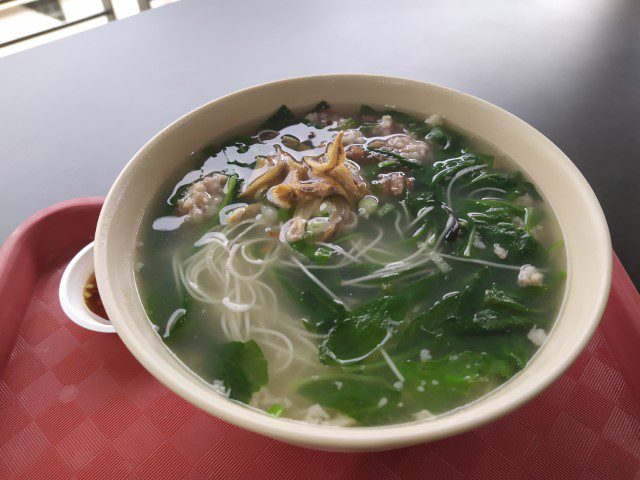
[95,74,612,450]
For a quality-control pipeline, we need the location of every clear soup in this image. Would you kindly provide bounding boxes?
[136,102,566,426]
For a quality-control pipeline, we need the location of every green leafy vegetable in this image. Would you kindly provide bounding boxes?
[272,268,346,333]
[397,351,513,413]
[227,159,257,168]
[312,101,330,112]
[278,206,293,223]
[320,296,406,365]
[267,404,284,417]
[426,125,460,150]
[262,105,297,131]
[330,118,361,131]
[211,340,268,403]
[358,105,432,138]
[376,159,401,171]
[474,223,542,262]
[430,153,492,186]
[376,203,396,218]
[289,239,334,265]
[368,148,423,170]
[468,170,541,200]
[298,374,402,425]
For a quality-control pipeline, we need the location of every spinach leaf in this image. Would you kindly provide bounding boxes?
[266,404,284,417]
[211,340,268,403]
[289,239,334,265]
[397,269,481,348]
[454,196,545,262]
[358,105,432,138]
[261,105,297,131]
[368,148,423,170]
[397,351,513,414]
[468,170,541,200]
[227,159,257,168]
[404,190,436,217]
[147,290,193,344]
[474,222,543,262]
[470,284,541,333]
[483,286,531,312]
[298,374,402,425]
[160,295,191,339]
[376,159,401,171]
[430,153,492,186]
[311,100,331,112]
[272,268,346,333]
[399,269,538,340]
[403,270,442,304]
[426,125,461,151]
[224,135,255,154]
[320,296,406,365]
[300,101,334,128]
[330,118,361,131]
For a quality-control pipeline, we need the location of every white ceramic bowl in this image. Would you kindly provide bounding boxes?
[94,75,611,451]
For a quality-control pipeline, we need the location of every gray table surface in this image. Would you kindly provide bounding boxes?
[1,0,638,285]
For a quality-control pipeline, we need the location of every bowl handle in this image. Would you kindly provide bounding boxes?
[59,242,116,334]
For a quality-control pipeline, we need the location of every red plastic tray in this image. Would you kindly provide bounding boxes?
[0,198,638,480]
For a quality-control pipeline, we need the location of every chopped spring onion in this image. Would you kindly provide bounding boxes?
[358,195,379,218]
[307,217,330,236]
[381,348,405,383]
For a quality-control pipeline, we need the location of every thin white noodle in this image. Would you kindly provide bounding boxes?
[243,312,251,339]
[222,295,255,312]
[437,253,523,271]
[407,206,434,229]
[229,222,263,246]
[181,260,221,304]
[341,211,359,229]
[469,187,507,197]
[223,218,256,238]
[400,267,437,281]
[347,282,380,289]
[227,244,266,280]
[381,348,405,383]
[341,257,432,285]
[394,211,404,238]
[297,334,320,350]
[434,215,455,250]
[220,316,232,339]
[399,200,410,220]
[258,281,278,307]
[171,253,183,294]
[446,164,487,208]
[342,243,432,285]
[253,327,294,372]
[240,243,264,265]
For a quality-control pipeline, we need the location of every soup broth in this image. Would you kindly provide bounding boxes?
[136,103,566,426]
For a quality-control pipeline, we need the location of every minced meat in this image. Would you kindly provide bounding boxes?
[368,134,430,161]
[177,173,228,222]
[374,172,411,197]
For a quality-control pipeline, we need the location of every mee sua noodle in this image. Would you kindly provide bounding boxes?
[137,103,566,426]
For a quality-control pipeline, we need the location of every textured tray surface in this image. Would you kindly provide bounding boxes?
[0,200,639,480]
